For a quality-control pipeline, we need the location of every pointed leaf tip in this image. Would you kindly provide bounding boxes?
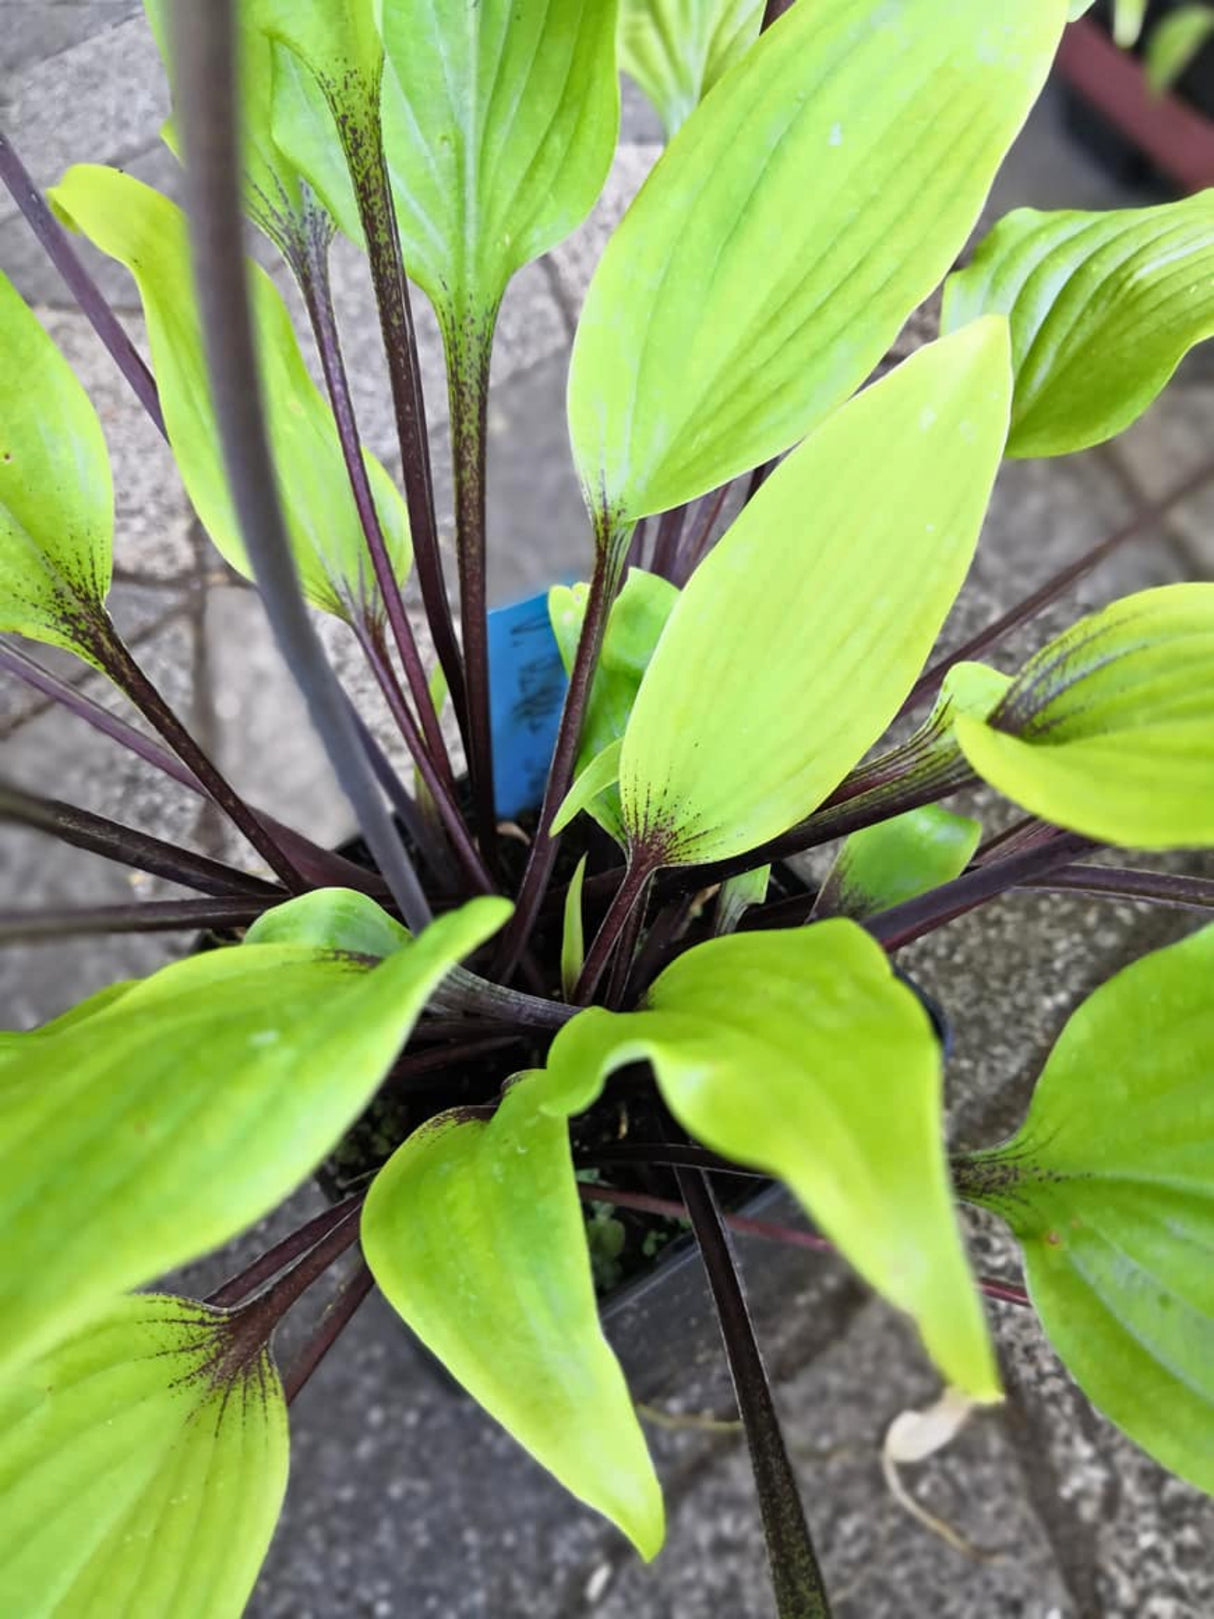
[363,1072,665,1557]
[543,922,1000,1400]
[618,320,1012,867]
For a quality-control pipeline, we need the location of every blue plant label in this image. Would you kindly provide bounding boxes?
[488,589,569,820]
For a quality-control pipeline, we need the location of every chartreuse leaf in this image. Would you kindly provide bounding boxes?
[550,569,678,842]
[1146,6,1214,93]
[379,0,619,346]
[942,193,1214,458]
[1113,0,1148,47]
[247,0,385,237]
[552,740,623,835]
[618,0,762,137]
[1067,1,1098,16]
[0,270,111,664]
[816,806,982,921]
[362,1070,664,1556]
[244,886,409,957]
[0,897,509,1375]
[0,1294,287,1617]
[143,0,360,249]
[567,0,1064,529]
[539,922,998,1399]
[956,584,1214,848]
[713,864,770,935]
[562,855,589,1002]
[955,925,1214,1492]
[50,165,410,625]
[619,321,1012,869]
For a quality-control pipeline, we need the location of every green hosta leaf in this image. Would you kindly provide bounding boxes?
[0,897,508,1375]
[380,0,619,343]
[1146,6,1214,92]
[244,886,409,957]
[51,165,410,625]
[713,863,769,935]
[1113,0,1148,47]
[816,806,982,921]
[956,584,1214,848]
[550,568,678,842]
[552,739,623,835]
[0,270,111,663]
[540,922,997,1398]
[619,320,1012,868]
[0,1294,287,1617]
[942,193,1214,458]
[251,0,382,95]
[619,0,762,137]
[249,0,383,236]
[143,0,359,250]
[956,924,1214,1492]
[562,854,589,1000]
[362,1070,664,1556]
[568,0,1064,530]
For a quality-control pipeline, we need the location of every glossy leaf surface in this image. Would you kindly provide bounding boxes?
[380,0,619,334]
[243,887,408,957]
[0,1295,287,1618]
[51,165,410,624]
[957,925,1214,1492]
[363,1070,664,1555]
[619,322,1012,867]
[0,270,111,662]
[540,922,998,1399]
[0,898,509,1374]
[956,584,1214,848]
[568,0,1064,526]
[942,194,1214,457]
[550,568,678,842]
[619,0,761,136]
[816,806,982,921]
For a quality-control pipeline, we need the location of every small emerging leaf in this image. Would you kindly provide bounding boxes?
[244,887,409,957]
[0,898,509,1374]
[956,584,1214,848]
[51,165,410,625]
[1113,0,1148,47]
[550,568,678,842]
[562,855,589,1001]
[380,0,620,340]
[619,321,1012,867]
[362,1071,664,1556]
[619,0,762,137]
[0,270,112,663]
[1146,5,1214,93]
[568,0,1064,527]
[713,864,770,935]
[816,806,981,921]
[552,739,623,835]
[540,923,999,1399]
[942,193,1214,457]
[957,925,1214,1493]
[0,1294,287,1618]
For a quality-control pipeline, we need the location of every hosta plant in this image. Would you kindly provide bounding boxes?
[4,0,1214,1612]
